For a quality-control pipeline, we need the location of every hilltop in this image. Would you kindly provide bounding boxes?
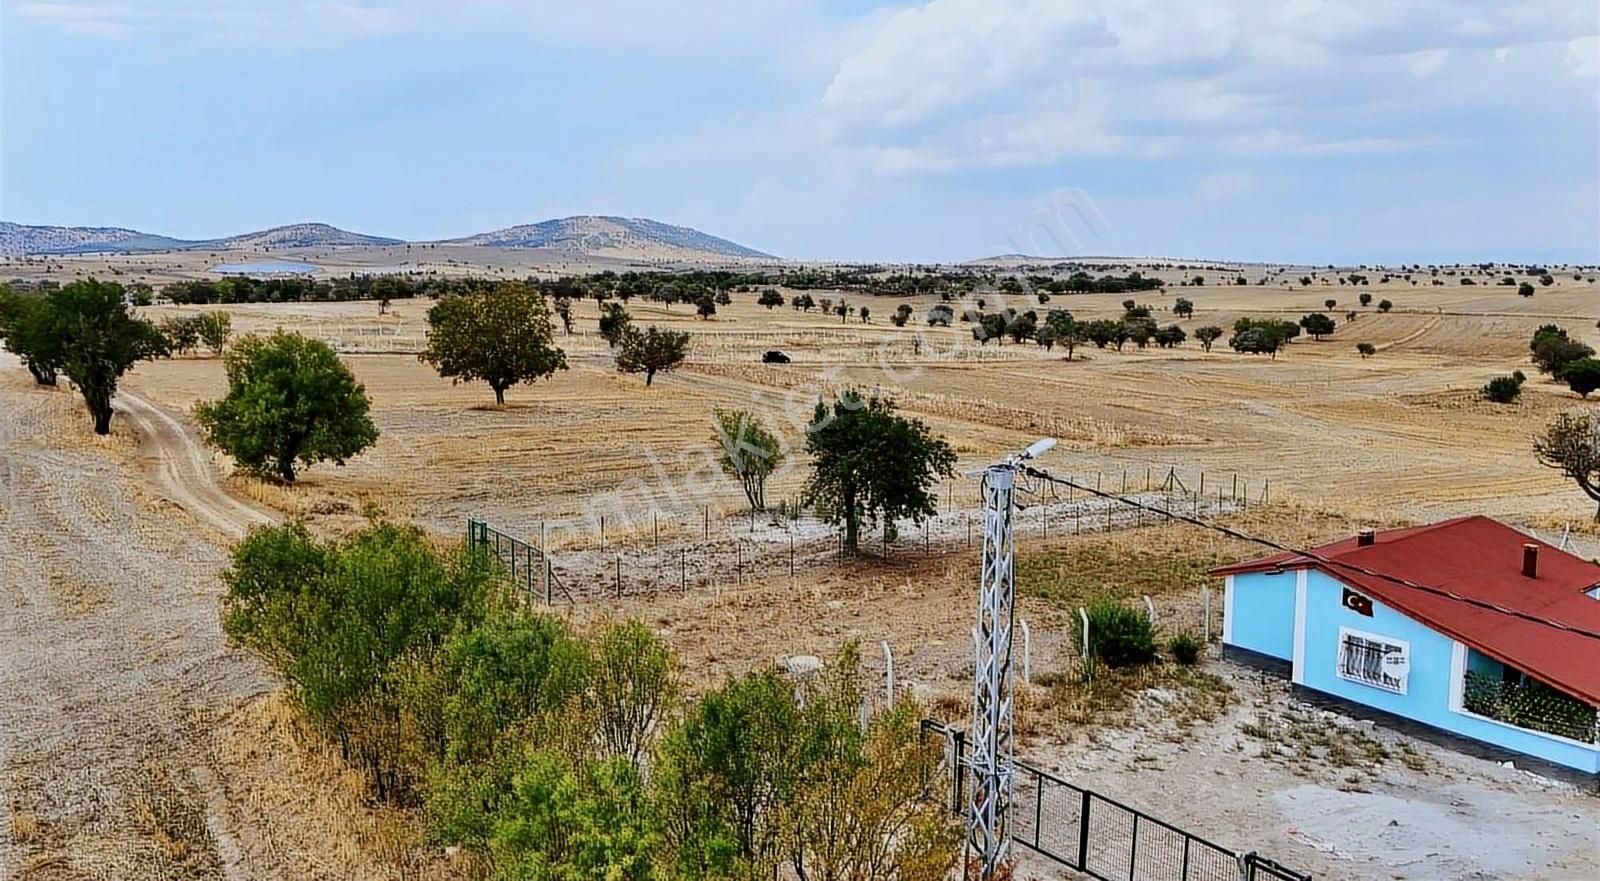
[0,216,772,261]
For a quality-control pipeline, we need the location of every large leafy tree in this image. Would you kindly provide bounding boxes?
[0,285,66,386]
[615,326,689,386]
[1535,411,1600,519]
[51,280,170,434]
[420,281,569,405]
[196,330,378,482]
[804,391,955,553]
[712,408,784,510]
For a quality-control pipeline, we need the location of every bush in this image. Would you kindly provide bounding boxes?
[1481,373,1526,404]
[1080,600,1158,668]
[1169,633,1203,665]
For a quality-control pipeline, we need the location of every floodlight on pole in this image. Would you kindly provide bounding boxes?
[964,437,1055,880]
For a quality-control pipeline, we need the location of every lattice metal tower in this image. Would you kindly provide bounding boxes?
[965,439,1054,879]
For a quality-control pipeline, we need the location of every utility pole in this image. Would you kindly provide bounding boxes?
[966,437,1055,880]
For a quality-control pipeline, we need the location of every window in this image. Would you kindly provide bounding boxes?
[1336,627,1409,694]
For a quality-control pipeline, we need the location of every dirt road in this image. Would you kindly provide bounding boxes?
[0,359,282,879]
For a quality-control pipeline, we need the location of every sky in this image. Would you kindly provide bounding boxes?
[2,0,1598,264]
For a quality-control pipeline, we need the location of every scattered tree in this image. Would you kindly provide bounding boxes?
[1562,358,1600,398]
[1324,299,1337,311]
[196,331,377,482]
[804,391,955,554]
[712,408,784,510]
[1359,292,1373,307]
[757,288,784,309]
[1299,312,1337,340]
[891,304,913,327]
[1356,342,1376,359]
[616,326,690,386]
[51,280,170,434]
[1481,371,1525,403]
[419,281,569,405]
[1378,299,1393,312]
[1518,282,1536,298]
[598,302,633,347]
[0,286,65,385]
[1534,412,1600,519]
[696,296,717,320]
[1173,297,1194,318]
[1194,325,1224,352]
[197,311,232,355]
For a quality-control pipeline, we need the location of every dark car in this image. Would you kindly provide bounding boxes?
[762,350,791,364]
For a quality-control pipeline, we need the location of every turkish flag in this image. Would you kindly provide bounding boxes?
[1343,587,1374,617]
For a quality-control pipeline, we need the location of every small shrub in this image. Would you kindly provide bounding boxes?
[1169,632,1203,665]
[1080,600,1157,668]
[1481,373,1525,404]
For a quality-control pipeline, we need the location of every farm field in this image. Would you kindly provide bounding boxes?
[4,268,1600,879]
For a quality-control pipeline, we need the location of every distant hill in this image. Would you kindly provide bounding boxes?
[443,215,773,260]
[1,216,772,261]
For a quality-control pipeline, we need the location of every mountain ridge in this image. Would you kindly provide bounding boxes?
[0,216,771,260]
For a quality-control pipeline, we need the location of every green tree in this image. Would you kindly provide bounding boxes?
[52,280,170,434]
[1531,326,1595,376]
[1299,312,1337,339]
[1154,325,1186,348]
[757,289,785,309]
[1481,372,1525,403]
[712,408,784,510]
[1518,282,1536,298]
[616,326,690,386]
[553,296,575,333]
[804,392,955,553]
[1356,342,1377,359]
[696,296,717,320]
[0,286,65,385]
[1561,358,1600,398]
[197,310,232,355]
[161,314,202,355]
[891,304,913,327]
[1173,297,1194,318]
[598,303,632,348]
[1324,298,1337,311]
[1359,292,1373,307]
[1378,299,1393,312]
[1195,325,1224,352]
[420,282,569,405]
[196,330,377,482]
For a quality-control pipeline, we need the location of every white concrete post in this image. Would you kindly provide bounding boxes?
[1144,595,1157,625]
[1019,620,1032,685]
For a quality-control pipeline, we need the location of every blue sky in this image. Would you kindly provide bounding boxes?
[3,0,1597,264]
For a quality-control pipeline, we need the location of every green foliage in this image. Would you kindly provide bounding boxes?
[51,280,171,434]
[0,286,65,385]
[420,281,569,405]
[1169,632,1203,665]
[1518,282,1536,298]
[1358,292,1373,307]
[1172,297,1194,318]
[891,303,913,327]
[598,303,632,348]
[1153,325,1186,348]
[197,311,232,354]
[1194,325,1224,352]
[1481,373,1524,403]
[1356,342,1377,359]
[616,326,690,386]
[1377,299,1393,312]
[161,314,203,354]
[757,288,784,309]
[696,296,717,320]
[804,391,956,553]
[1561,358,1600,398]
[1299,312,1336,339]
[925,304,953,326]
[1228,318,1288,357]
[222,521,500,795]
[712,408,784,510]
[1530,325,1596,377]
[195,330,377,482]
[1080,600,1158,668]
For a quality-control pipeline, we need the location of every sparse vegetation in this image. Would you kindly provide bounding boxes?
[616,326,690,386]
[1481,371,1526,404]
[712,408,783,510]
[420,281,569,405]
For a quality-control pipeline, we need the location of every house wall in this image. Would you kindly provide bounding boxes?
[1297,570,1600,774]
[1223,571,1297,661]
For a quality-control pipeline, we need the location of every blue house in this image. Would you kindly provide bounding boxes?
[1212,517,1600,776]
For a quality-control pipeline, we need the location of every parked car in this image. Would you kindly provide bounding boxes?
[763,350,791,364]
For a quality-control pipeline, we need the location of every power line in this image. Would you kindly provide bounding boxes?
[1019,464,1600,644]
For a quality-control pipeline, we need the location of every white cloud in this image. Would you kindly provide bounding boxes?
[16,3,138,38]
[819,0,1600,172]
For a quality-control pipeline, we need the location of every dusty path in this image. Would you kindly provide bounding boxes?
[0,358,290,879]
[115,390,274,539]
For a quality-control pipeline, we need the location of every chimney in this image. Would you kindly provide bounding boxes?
[1357,528,1376,547]
[1522,543,1539,578]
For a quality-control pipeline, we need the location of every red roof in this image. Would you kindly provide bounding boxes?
[1212,516,1600,707]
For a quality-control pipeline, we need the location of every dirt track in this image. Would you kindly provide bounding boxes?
[0,352,280,879]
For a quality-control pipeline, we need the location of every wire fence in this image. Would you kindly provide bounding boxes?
[465,466,1265,605]
[919,720,1311,881]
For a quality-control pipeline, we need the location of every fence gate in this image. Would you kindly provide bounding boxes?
[920,720,1312,881]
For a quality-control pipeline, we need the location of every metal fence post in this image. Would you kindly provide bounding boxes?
[1077,790,1092,872]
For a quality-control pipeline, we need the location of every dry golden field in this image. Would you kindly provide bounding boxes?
[7,263,1600,880]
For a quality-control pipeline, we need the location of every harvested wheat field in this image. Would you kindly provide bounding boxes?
[5,270,1600,880]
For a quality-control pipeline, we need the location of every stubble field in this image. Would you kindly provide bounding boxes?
[5,262,1600,880]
